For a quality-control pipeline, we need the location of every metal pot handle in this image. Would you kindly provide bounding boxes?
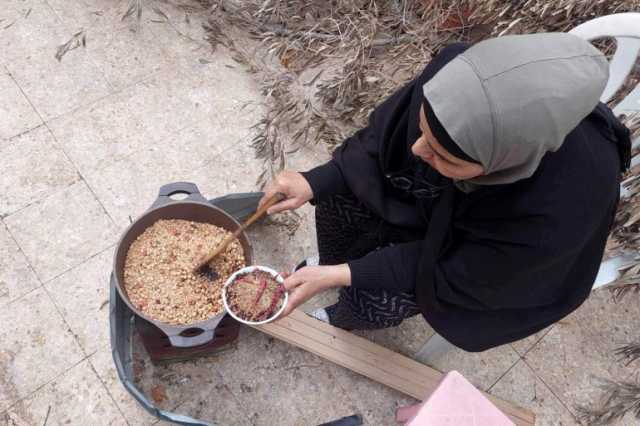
[209,192,263,223]
[151,182,208,209]
[167,330,215,348]
[154,313,226,348]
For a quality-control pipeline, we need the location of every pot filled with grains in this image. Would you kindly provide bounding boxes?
[113,182,253,348]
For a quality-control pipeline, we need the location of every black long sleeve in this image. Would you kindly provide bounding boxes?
[348,241,423,292]
[300,160,349,202]
[346,182,609,304]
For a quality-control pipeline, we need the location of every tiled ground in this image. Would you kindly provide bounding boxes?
[1,2,639,426]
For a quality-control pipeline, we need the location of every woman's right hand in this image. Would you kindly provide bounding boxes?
[259,170,314,215]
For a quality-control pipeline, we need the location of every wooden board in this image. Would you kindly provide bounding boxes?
[253,310,535,426]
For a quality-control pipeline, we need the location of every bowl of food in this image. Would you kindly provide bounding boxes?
[222,266,288,325]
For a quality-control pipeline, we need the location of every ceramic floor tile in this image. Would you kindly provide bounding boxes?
[3,359,126,425]
[44,248,113,355]
[355,316,435,359]
[12,49,112,121]
[524,290,640,417]
[0,287,84,412]
[1,0,62,63]
[89,346,162,426]
[0,67,42,140]
[88,24,167,91]
[47,0,167,93]
[2,1,111,120]
[88,127,260,226]
[259,340,363,426]
[246,211,316,273]
[182,142,262,201]
[208,328,409,426]
[151,14,238,84]
[81,47,264,224]
[159,117,256,174]
[162,364,253,426]
[0,125,79,217]
[334,367,417,425]
[131,358,201,415]
[45,0,128,52]
[490,360,579,426]
[146,32,262,131]
[0,222,40,308]
[171,389,252,426]
[202,327,303,426]
[47,91,150,176]
[180,64,262,132]
[510,326,554,357]
[4,180,119,282]
[282,143,332,174]
[146,3,210,52]
[127,330,245,421]
[419,342,521,391]
[119,70,208,145]
[83,145,183,228]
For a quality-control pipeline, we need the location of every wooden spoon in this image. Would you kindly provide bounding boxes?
[193,192,285,276]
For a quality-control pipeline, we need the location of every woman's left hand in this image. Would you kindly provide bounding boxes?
[280,264,351,318]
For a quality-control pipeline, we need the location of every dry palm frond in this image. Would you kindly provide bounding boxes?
[605,112,640,297]
[204,0,469,185]
[609,280,640,302]
[55,30,86,62]
[202,0,640,181]
[467,0,640,37]
[201,0,640,265]
[577,377,640,426]
[264,210,302,236]
[616,343,640,366]
[122,0,144,22]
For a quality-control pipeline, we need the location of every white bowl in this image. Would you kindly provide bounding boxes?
[222,265,288,325]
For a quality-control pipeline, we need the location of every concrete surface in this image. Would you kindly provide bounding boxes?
[1,1,639,425]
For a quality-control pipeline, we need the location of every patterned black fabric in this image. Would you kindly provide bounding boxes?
[325,287,420,330]
[315,194,421,330]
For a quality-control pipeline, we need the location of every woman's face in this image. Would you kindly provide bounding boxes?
[412,105,485,180]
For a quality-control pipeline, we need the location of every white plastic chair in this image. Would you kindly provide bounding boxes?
[416,13,640,364]
[570,13,640,288]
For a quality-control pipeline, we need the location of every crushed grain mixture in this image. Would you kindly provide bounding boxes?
[124,219,246,325]
[227,270,285,322]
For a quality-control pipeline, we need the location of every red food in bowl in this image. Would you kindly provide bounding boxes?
[226,270,285,322]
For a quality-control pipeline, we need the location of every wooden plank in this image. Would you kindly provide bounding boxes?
[253,310,535,426]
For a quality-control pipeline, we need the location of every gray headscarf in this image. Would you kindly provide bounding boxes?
[423,33,609,190]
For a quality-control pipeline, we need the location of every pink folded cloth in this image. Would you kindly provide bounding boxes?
[396,371,515,426]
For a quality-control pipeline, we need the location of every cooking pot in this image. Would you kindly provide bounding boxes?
[113,182,253,348]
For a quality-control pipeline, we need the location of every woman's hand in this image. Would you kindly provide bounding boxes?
[259,171,313,215]
[280,264,351,317]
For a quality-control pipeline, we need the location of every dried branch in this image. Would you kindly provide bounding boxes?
[616,343,640,366]
[201,0,640,271]
[55,30,86,62]
[122,0,144,22]
[263,210,303,236]
[577,377,640,426]
[202,0,639,181]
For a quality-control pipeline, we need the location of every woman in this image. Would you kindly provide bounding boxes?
[258,33,631,352]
